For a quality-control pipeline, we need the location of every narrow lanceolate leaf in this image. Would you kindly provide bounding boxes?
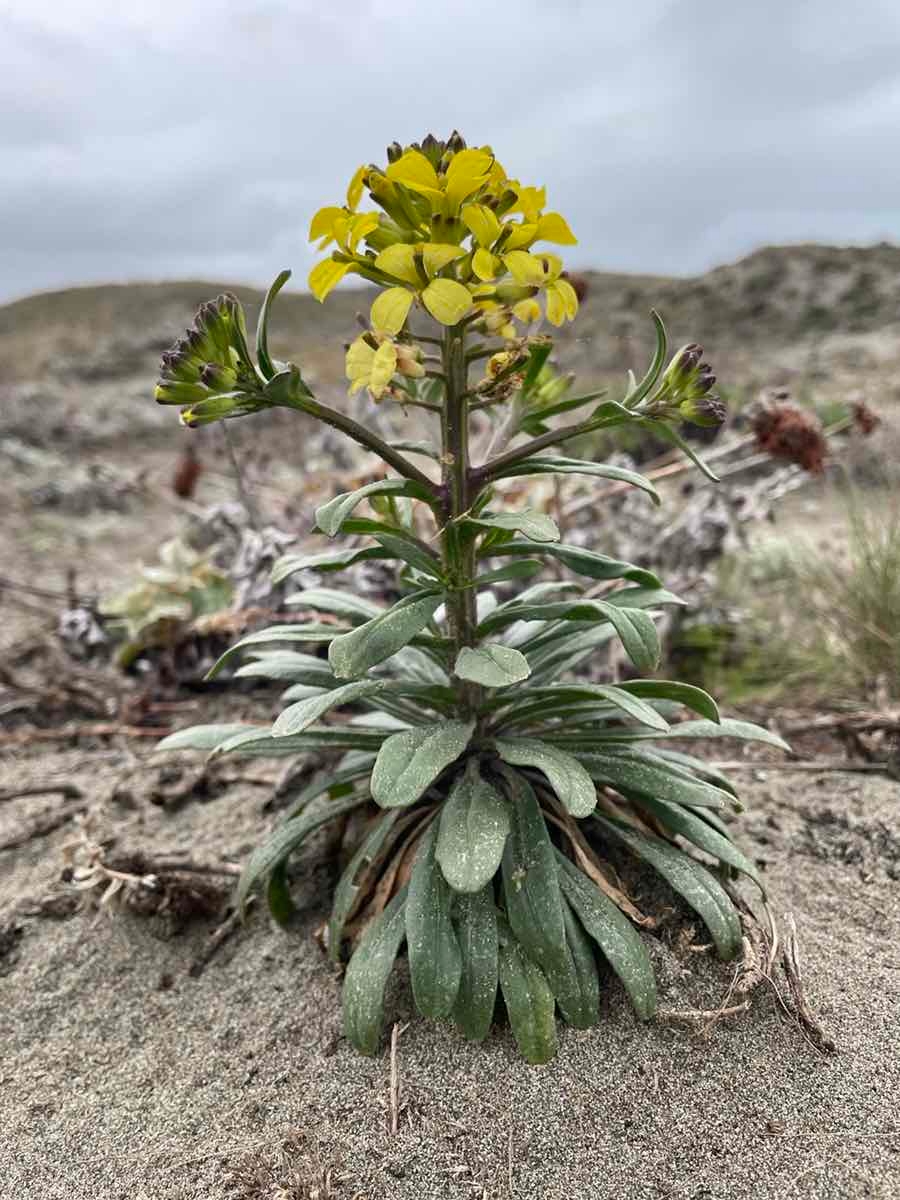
[329,811,401,960]
[406,824,462,1018]
[155,724,258,752]
[655,718,791,752]
[469,510,560,543]
[271,546,382,583]
[316,479,430,538]
[498,937,558,1065]
[235,650,336,685]
[617,681,720,724]
[272,680,384,738]
[494,684,669,733]
[632,794,765,891]
[485,541,660,588]
[556,852,657,1020]
[452,887,499,1042]
[255,269,292,379]
[454,644,531,687]
[371,720,475,809]
[209,726,387,760]
[235,792,370,914]
[329,592,441,679]
[205,625,345,679]
[493,456,660,504]
[496,739,597,818]
[500,770,572,991]
[343,887,409,1056]
[578,748,734,810]
[265,861,295,927]
[556,898,601,1030]
[594,602,660,672]
[594,816,743,960]
[436,760,510,893]
[285,588,384,622]
[475,560,544,587]
[374,533,443,580]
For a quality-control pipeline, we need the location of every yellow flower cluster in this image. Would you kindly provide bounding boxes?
[307,134,580,398]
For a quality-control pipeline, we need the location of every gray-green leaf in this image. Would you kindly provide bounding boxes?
[155,724,258,752]
[371,720,475,809]
[496,739,596,818]
[451,887,499,1042]
[316,480,428,538]
[405,824,462,1018]
[343,887,409,1055]
[329,592,441,679]
[498,937,558,1065]
[454,644,531,687]
[272,680,384,737]
[470,510,560,543]
[436,760,510,893]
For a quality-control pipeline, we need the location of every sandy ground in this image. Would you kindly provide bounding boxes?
[1,742,898,1200]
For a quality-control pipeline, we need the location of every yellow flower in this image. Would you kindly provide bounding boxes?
[346,336,398,401]
[502,250,579,326]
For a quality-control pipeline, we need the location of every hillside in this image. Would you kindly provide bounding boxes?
[1,242,898,451]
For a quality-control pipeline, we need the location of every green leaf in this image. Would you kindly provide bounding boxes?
[521,389,608,431]
[656,717,791,752]
[617,681,720,724]
[285,588,384,622]
[640,418,720,482]
[271,546,382,583]
[487,540,662,585]
[521,340,553,391]
[205,624,344,680]
[256,268,291,380]
[475,560,544,587]
[374,534,443,579]
[576,748,734,810]
[234,650,335,685]
[451,886,499,1042]
[632,794,764,892]
[272,680,385,737]
[371,720,475,809]
[436,760,510,893]
[210,726,387,759]
[623,309,667,409]
[557,897,601,1029]
[155,723,258,752]
[235,791,370,914]
[556,852,657,1020]
[492,683,670,733]
[316,479,432,538]
[497,936,558,1065]
[653,749,739,797]
[391,438,440,461]
[493,457,659,504]
[594,815,743,960]
[329,592,441,680]
[265,860,295,926]
[495,738,597,818]
[405,823,462,1018]
[594,602,660,672]
[343,887,409,1056]
[469,510,560,543]
[500,769,572,990]
[454,644,531,687]
[281,759,376,820]
[329,811,400,961]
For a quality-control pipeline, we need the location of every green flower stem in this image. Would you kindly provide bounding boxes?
[441,323,480,714]
[292,395,437,493]
[472,413,626,484]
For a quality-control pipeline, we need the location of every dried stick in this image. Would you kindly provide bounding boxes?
[188,897,256,978]
[0,783,84,805]
[781,914,836,1054]
[710,760,892,775]
[389,1022,403,1135]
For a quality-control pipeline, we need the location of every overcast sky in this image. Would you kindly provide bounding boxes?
[3,0,900,302]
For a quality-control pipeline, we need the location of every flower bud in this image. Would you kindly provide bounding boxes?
[179,393,247,428]
[446,130,466,154]
[494,283,539,305]
[679,394,727,427]
[664,343,703,390]
[394,342,425,379]
[386,141,403,163]
[155,380,210,406]
[200,361,238,391]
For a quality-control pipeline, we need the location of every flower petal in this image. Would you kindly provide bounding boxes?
[536,212,577,245]
[346,336,375,387]
[556,277,580,320]
[309,206,346,243]
[545,284,567,327]
[370,287,414,336]
[422,243,465,277]
[369,341,398,397]
[461,203,501,248]
[374,244,421,286]
[503,222,539,251]
[444,148,494,207]
[472,248,502,281]
[422,279,473,326]
[513,298,542,324]
[503,250,546,286]
[309,258,351,301]
[386,149,440,192]
[346,166,367,210]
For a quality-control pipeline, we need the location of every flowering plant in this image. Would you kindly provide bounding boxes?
[155,134,784,1063]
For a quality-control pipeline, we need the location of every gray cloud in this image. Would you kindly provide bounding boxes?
[2,0,899,301]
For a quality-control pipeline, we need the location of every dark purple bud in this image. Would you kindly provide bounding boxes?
[386,141,403,163]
